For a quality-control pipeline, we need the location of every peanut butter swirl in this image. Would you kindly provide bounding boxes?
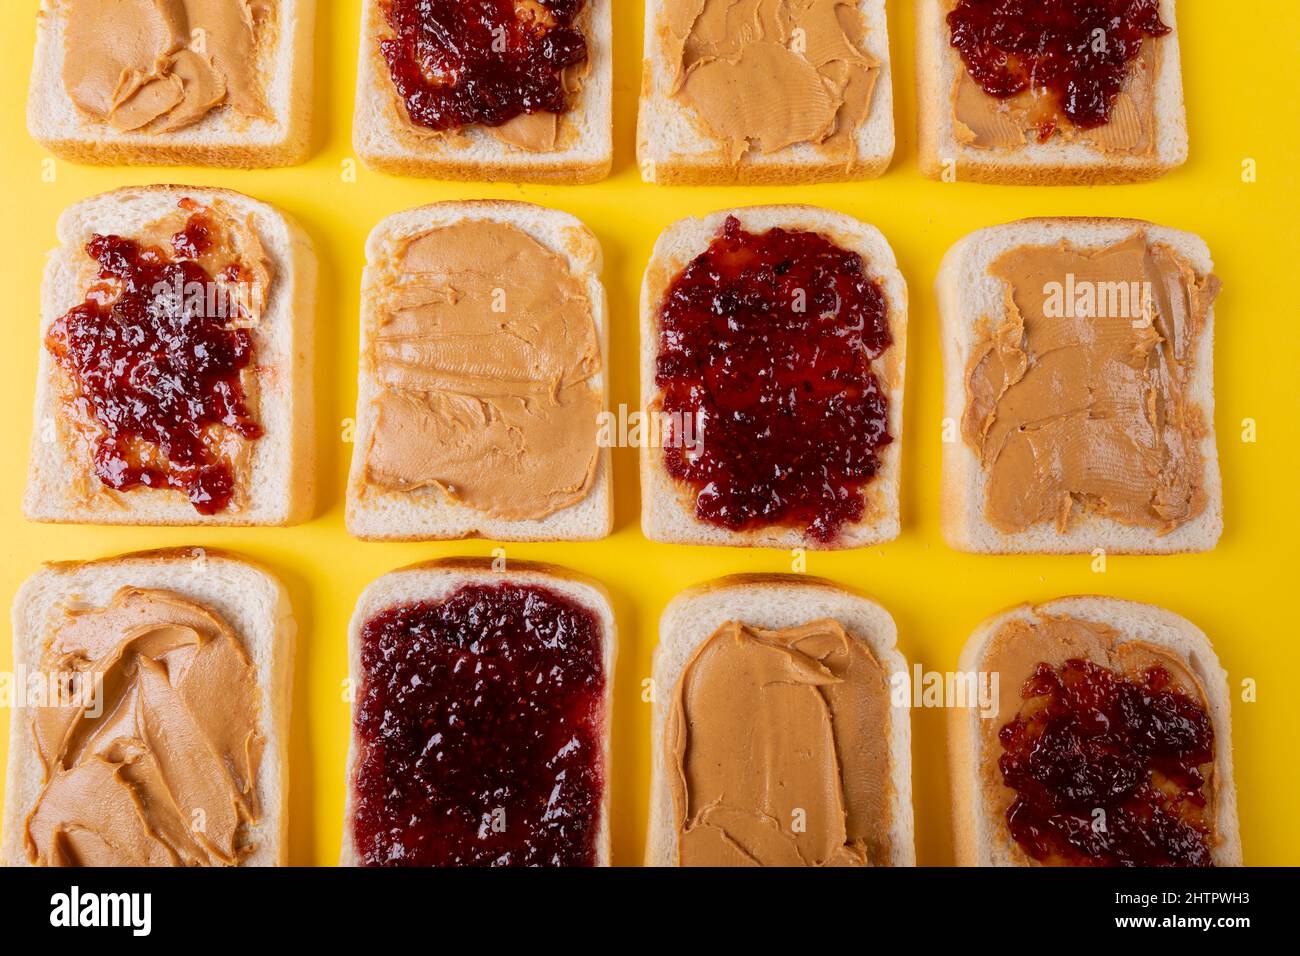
[24,587,263,867]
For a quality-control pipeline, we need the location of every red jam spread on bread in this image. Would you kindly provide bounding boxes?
[947,0,1170,136]
[379,0,588,132]
[46,200,263,515]
[655,216,892,542]
[353,583,605,866]
[999,660,1216,866]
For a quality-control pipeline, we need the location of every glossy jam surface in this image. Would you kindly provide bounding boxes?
[948,0,1170,131]
[655,216,892,542]
[353,583,606,866]
[999,660,1215,867]
[46,202,261,514]
[380,0,588,131]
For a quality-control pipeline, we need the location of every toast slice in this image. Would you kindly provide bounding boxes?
[646,574,914,866]
[949,596,1241,866]
[641,205,907,550]
[938,217,1221,554]
[28,0,315,168]
[353,0,612,183]
[25,185,317,527]
[340,558,616,866]
[2,548,295,867]
[917,0,1188,185]
[346,200,612,542]
[637,0,895,185]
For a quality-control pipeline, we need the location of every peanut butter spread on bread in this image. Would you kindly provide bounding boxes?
[62,0,274,132]
[962,233,1220,536]
[667,619,893,866]
[664,0,880,164]
[25,587,264,867]
[362,220,602,520]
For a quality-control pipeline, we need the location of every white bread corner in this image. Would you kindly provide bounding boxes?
[916,0,1187,185]
[339,558,617,867]
[937,217,1221,555]
[346,200,612,543]
[1,548,295,867]
[646,574,914,866]
[949,596,1241,867]
[352,0,612,183]
[25,185,317,528]
[28,0,316,168]
[637,0,895,185]
[640,205,907,550]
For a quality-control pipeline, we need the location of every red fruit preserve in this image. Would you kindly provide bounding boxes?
[655,216,892,542]
[352,583,606,866]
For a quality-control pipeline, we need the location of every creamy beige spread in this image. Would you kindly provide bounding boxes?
[952,35,1160,155]
[62,0,274,133]
[980,612,1217,859]
[667,619,893,866]
[962,234,1220,535]
[362,220,601,520]
[664,0,880,164]
[24,588,263,867]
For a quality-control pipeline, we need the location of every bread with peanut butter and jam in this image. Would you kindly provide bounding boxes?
[353,0,613,183]
[950,597,1241,866]
[345,200,612,542]
[638,0,896,185]
[647,575,914,866]
[917,0,1188,185]
[25,185,317,527]
[1,549,294,867]
[28,0,316,168]
[939,217,1222,554]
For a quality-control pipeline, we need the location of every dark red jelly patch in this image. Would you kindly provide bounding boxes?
[379,0,588,132]
[999,659,1215,867]
[655,216,892,542]
[948,0,1170,132]
[46,202,262,515]
[352,583,606,867]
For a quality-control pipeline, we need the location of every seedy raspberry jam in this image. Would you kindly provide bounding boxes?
[999,660,1216,867]
[379,0,588,132]
[352,583,606,867]
[655,216,892,542]
[948,0,1170,135]
[46,201,262,514]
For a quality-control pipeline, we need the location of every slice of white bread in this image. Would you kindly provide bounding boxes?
[25,185,317,527]
[346,200,612,542]
[1,547,295,867]
[637,0,895,185]
[353,0,612,183]
[28,0,316,168]
[340,557,617,867]
[938,217,1220,554]
[916,0,1187,185]
[646,574,914,866]
[641,205,907,550]
[949,596,1241,867]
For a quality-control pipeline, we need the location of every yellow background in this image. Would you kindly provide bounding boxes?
[2,0,1298,867]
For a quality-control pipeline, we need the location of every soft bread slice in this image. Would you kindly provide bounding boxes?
[950,596,1241,867]
[25,185,317,527]
[646,574,914,866]
[346,200,612,542]
[637,0,895,185]
[340,557,616,867]
[353,0,612,183]
[1,547,295,867]
[938,217,1221,554]
[28,0,315,168]
[916,0,1187,185]
[641,205,907,549]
